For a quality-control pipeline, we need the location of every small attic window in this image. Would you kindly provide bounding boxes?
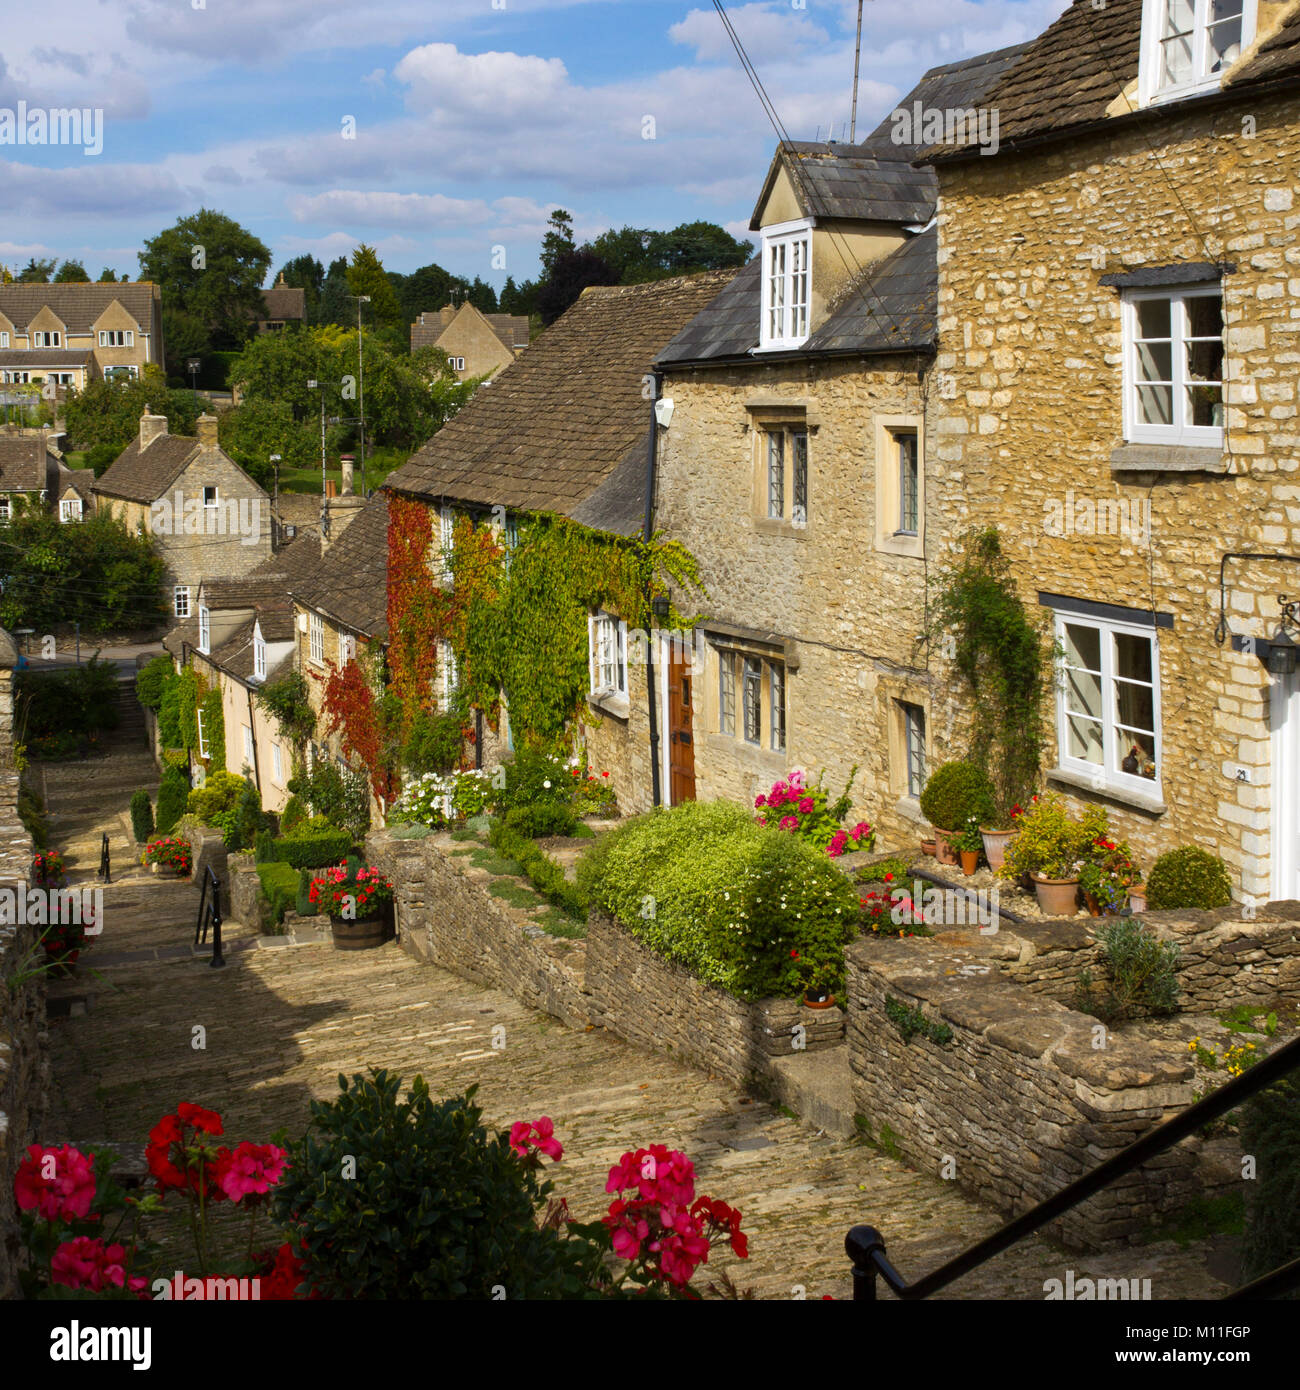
[758,218,812,351]
[1139,0,1257,106]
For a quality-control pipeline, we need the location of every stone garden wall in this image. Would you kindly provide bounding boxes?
[0,765,44,1299]
[990,905,1300,1012]
[846,927,1227,1251]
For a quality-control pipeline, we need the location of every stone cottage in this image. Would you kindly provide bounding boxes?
[921,0,1300,903]
[410,302,531,381]
[645,45,1024,844]
[94,408,273,620]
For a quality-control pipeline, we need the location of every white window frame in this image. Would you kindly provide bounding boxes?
[901,701,927,800]
[453,356,466,371]
[253,633,266,682]
[203,485,219,509]
[97,329,134,348]
[770,662,786,753]
[1139,0,1257,106]
[1122,284,1224,448]
[198,605,211,654]
[0,332,9,348]
[32,331,61,348]
[1053,609,1163,800]
[309,612,324,666]
[758,217,812,351]
[243,725,255,770]
[196,706,208,759]
[588,611,628,702]
[272,743,283,784]
[0,496,13,525]
[59,498,82,523]
[174,585,190,619]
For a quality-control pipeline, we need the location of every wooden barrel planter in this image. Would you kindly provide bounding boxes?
[329,911,395,952]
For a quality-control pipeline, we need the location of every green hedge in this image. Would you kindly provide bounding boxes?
[1145,845,1233,911]
[503,802,579,839]
[257,861,301,928]
[155,766,190,835]
[271,829,353,868]
[575,800,860,1001]
[489,821,586,921]
[130,790,154,844]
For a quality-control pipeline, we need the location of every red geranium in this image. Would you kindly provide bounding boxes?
[13,1144,96,1223]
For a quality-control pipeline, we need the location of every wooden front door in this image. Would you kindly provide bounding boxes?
[667,644,696,804]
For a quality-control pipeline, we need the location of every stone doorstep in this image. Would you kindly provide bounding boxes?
[769,1047,856,1138]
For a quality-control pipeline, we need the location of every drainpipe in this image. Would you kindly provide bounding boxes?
[643,371,664,809]
[245,682,262,797]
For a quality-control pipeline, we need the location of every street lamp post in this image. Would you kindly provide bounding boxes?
[186,358,201,394]
[269,453,281,535]
[307,379,328,537]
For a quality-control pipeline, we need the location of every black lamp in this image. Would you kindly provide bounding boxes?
[651,595,670,623]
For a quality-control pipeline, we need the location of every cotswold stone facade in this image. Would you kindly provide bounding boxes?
[928,83,1300,903]
[654,357,935,847]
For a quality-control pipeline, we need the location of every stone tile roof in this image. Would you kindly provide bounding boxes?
[750,143,935,229]
[0,436,52,491]
[0,349,93,368]
[927,0,1300,160]
[484,313,531,350]
[290,490,389,640]
[656,227,937,366]
[0,281,160,333]
[201,531,324,612]
[94,433,198,504]
[387,269,739,515]
[55,464,95,503]
[260,285,306,321]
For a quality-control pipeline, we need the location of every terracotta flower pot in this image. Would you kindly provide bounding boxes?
[1032,874,1080,917]
[960,850,979,876]
[979,828,1016,873]
[932,828,959,867]
[920,838,936,857]
[803,992,836,1010]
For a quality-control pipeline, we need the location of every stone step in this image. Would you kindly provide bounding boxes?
[768,1046,856,1139]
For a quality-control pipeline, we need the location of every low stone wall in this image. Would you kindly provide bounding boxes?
[179,824,229,896]
[228,853,266,932]
[367,831,590,1029]
[990,904,1300,1012]
[846,927,1225,1251]
[586,910,843,1089]
[0,768,42,1299]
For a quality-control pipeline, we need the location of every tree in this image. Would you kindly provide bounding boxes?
[277,254,325,320]
[97,267,120,283]
[467,276,498,314]
[160,307,210,373]
[315,257,353,329]
[536,248,617,325]
[138,209,272,351]
[64,364,201,454]
[53,260,90,283]
[395,262,458,326]
[218,398,316,488]
[540,210,575,279]
[18,257,56,283]
[655,220,752,275]
[346,245,403,334]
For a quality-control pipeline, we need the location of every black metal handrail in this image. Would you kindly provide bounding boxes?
[194,865,225,969]
[98,832,110,883]
[847,1030,1300,1301]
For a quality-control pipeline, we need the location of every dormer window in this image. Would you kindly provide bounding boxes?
[253,626,266,681]
[1140,0,1256,105]
[759,219,812,350]
[198,606,211,654]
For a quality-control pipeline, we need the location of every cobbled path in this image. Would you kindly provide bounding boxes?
[42,750,1234,1299]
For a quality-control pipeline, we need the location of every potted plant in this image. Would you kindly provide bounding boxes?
[42,914,91,976]
[918,762,996,870]
[955,818,983,876]
[33,850,66,888]
[309,857,395,951]
[144,835,193,878]
[998,794,1096,916]
[979,797,1032,874]
[1079,835,1140,917]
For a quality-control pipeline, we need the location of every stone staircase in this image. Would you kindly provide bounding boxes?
[111,676,148,750]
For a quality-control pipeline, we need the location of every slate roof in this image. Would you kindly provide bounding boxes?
[484,313,531,351]
[926,0,1300,161]
[750,144,935,229]
[94,433,199,504]
[56,464,95,503]
[200,531,324,612]
[0,282,160,333]
[387,270,739,515]
[0,436,52,491]
[290,490,390,640]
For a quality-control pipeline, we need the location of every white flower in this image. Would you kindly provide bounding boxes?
[543,780,551,789]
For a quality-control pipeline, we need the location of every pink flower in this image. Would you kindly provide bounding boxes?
[827,830,849,857]
[850,822,871,842]
[754,795,766,809]
[779,815,799,831]
[798,797,815,815]
[509,1117,563,1163]
[214,1142,288,1202]
[51,1237,128,1292]
[14,1144,96,1223]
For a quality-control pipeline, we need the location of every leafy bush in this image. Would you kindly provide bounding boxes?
[157,678,183,749]
[253,829,277,863]
[155,765,191,835]
[256,861,300,928]
[756,766,872,856]
[295,867,318,917]
[1239,1072,1300,1290]
[1145,845,1233,911]
[186,769,245,823]
[1075,917,1181,1023]
[135,655,175,710]
[84,441,120,477]
[577,800,860,1000]
[300,759,346,824]
[492,746,571,815]
[130,790,154,844]
[16,658,120,746]
[270,1072,595,1299]
[489,821,586,921]
[402,707,464,777]
[999,793,1107,881]
[279,794,307,835]
[272,829,353,868]
[212,776,270,851]
[918,761,996,833]
[256,671,316,752]
[504,801,579,839]
[390,768,493,828]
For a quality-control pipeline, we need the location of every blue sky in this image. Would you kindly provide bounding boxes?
[0,0,1068,287]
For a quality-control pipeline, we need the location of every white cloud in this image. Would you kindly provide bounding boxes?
[394,44,572,125]
[0,158,187,217]
[290,189,494,231]
[669,3,829,64]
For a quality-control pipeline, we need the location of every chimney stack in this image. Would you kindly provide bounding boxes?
[196,413,219,449]
[139,407,168,451]
[340,456,355,496]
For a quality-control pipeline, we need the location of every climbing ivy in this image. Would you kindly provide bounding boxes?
[928,527,1051,821]
[199,688,225,773]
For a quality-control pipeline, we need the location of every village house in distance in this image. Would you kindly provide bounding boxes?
[410,302,531,381]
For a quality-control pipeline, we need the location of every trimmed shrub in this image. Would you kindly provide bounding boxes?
[135,655,174,710]
[1239,1072,1300,1291]
[577,800,860,1001]
[256,861,300,928]
[279,794,307,835]
[489,821,586,921]
[130,789,154,844]
[187,769,245,822]
[270,1072,594,1300]
[918,761,996,832]
[273,829,353,869]
[1145,845,1233,911]
[504,801,579,839]
[155,765,190,835]
[295,867,319,917]
[253,829,277,863]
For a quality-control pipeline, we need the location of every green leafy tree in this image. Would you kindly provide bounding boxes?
[540,209,575,278]
[395,262,461,326]
[53,260,90,283]
[346,244,403,334]
[218,398,315,485]
[161,307,210,377]
[138,208,272,351]
[97,268,120,283]
[315,257,353,328]
[18,257,56,283]
[276,254,325,320]
[64,364,200,454]
[467,276,498,313]
[537,248,616,326]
